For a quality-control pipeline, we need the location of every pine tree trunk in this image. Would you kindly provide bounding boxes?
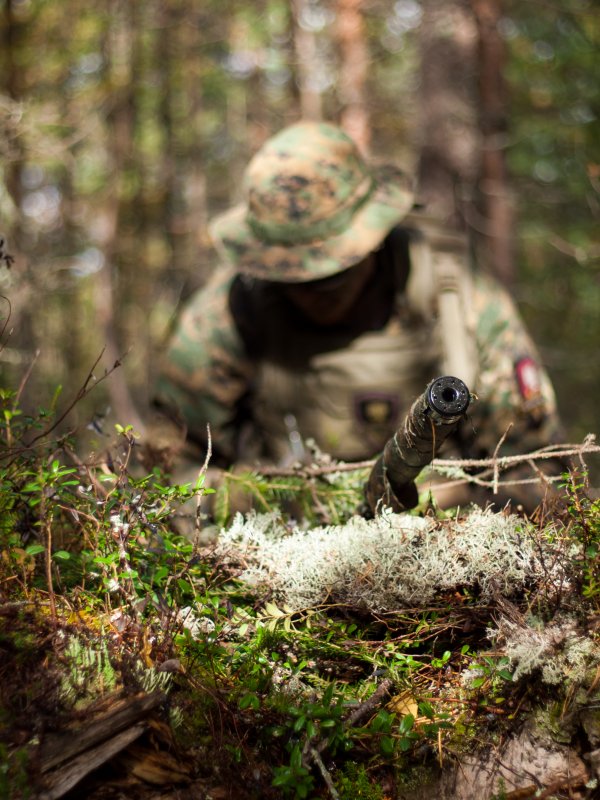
[290,0,323,121]
[471,0,515,286]
[416,0,479,228]
[334,0,370,154]
[93,0,144,432]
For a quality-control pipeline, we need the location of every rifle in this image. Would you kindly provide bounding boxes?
[365,375,471,514]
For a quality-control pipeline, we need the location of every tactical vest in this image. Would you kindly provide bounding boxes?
[250,216,478,465]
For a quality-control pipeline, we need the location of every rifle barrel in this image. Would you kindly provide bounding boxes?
[365,376,471,514]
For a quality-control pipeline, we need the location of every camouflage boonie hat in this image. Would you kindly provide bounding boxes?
[209,121,415,283]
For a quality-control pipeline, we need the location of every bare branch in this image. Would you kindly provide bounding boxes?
[257,437,600,482]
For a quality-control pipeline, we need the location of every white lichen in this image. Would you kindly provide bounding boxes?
[491,616,600,685]
[217,508,557,613]
[177,605,216,637]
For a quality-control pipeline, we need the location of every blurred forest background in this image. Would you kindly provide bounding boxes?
[0,0,598,464]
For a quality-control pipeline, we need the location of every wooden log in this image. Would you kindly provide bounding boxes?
[38,691,165,772]
[34,691,168,799]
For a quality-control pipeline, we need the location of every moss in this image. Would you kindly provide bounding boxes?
[0,743,32,800]
[335,762,385,800]
[395,760,440,796]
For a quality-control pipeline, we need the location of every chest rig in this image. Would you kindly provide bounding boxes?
[249,217,477,465]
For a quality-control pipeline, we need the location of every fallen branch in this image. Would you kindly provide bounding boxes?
[315,678,394,756]
[310,747,341,800]
[37,691,168,799]
[255,436,600,496]
[302,679,394,798]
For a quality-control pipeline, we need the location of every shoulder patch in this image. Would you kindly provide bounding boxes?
[515,356,545,419]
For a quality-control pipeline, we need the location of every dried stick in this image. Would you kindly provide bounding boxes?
[315,678,394,756]
[310,747,341,800]
[256,437,600,493]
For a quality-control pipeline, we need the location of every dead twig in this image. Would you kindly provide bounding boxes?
[492,424,513,495]
[257,437,600,482]
[310,747,340,800]
[314,677,395,757]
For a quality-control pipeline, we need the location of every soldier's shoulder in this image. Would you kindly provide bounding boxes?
[167,266,245,357]
[184,266,238,314]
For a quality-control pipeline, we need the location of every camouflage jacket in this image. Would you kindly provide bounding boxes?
[155,225,562,467]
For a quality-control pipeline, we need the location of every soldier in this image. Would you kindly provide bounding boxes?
[152,121,563,514]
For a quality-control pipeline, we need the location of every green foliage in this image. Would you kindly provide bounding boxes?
[0,742,30,800]
[2,385,600,797]
[463,654,514,708]
[335,762,385,800]
[213,465,369,528]
[0,388,216,617]
[60,636,118,706]
[504,0,600,445]
[561,469,600,604]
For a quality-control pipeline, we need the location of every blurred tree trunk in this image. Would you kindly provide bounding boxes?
[290,0,323,120]
[180,11,210,277]
[416,0,479,229]
[417,0,515,287]
[157,1,178,277]
[94,1,144,432]
[0,0,35,377]
[1,0,25,238]
[471,0,515,286]
[334,0,370,154]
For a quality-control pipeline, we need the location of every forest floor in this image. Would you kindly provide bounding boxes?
[2,406,600,799]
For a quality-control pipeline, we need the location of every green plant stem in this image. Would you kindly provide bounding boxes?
[40,488,56,620]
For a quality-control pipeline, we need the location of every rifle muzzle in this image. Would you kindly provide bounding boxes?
[365,376,471,514]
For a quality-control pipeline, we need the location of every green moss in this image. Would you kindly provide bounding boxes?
[395,761,439,795]
[335,762,385,800]
[0,743,31,800]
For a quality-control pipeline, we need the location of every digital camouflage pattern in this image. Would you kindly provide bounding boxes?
[209,121,414,283]
[466,271,560,456]
[155,258,561,466]
[156,267,253,461]
[155,120,561,474]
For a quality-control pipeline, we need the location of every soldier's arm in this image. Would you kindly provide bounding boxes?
[153,269,255,465]
[462,272,565,510]
[470,272,562,451]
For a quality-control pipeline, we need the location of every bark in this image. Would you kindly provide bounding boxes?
[35,691,189,799]
[471,0,515,286]
[1,0,26,226]
[334,0,371,154]
[290,0,323,120]
[93,1,144,432]
[417,0,480,228]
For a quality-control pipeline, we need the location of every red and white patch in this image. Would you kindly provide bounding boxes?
[514,357,547,424]
[515,356,542,402]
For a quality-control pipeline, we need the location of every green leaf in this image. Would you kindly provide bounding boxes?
[293,715,306,733]
[370,710,391,733]
[320,719,337,729]
[52,550,71,561]
[239,693,260,711]
[380,735,395,756]
[399,713,415,734]
[264,601,286,617]
[25,544,45,556]
[290,743,303,771]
